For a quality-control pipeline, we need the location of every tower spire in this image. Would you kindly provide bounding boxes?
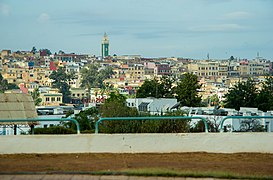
[101,32,109,59]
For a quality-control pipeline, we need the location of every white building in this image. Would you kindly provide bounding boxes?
[126,98,177,115]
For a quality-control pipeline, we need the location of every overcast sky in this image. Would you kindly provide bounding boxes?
[0,0,272,59]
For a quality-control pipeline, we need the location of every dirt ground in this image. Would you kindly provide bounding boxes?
[0,153,273,177]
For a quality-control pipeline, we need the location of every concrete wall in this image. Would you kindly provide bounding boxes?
[1,133,273,154]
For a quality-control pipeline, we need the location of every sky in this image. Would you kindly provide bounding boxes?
[0,0,273,59]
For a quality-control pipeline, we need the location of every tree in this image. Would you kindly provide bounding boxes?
[31,46,37,53]
[239,119,265,132]
[31,88,42,106]
[136,76,174,98]
[223,78,258,111]
[229,56,235,60]
[160,76,175,98]
[32,126,75,134]
[0,74,19,93]
[80,64,114,101]
[49,67,72,103]
[99,92,138,117]
[256,76,273,112]
[40,48,52,56]
[98,92,139,133]
[136,79,160,98]
[160,110,190,133]
[7,83,19,90]
[175,73,202,107]
[210,94,219,106]
[0,74,9,93]
[64,107,99,133]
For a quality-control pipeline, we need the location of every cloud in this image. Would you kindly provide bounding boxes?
[224,11,251,19]
[189,24,245,32]
[38,13,50,23]
[0,3,10,16]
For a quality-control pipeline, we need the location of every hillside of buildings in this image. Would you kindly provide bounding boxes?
[1,48,272,107]
[1,48,273,134]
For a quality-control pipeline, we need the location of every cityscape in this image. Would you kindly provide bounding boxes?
[1,32,273,132]
[0,0,273,179]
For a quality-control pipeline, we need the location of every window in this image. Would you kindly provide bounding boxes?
[46,97,50,101]
[57,97,61,101]
[51,97,55,101]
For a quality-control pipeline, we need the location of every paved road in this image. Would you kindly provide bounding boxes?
[0,175,230,180]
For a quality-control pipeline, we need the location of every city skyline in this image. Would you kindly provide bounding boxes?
[0,0,273,59]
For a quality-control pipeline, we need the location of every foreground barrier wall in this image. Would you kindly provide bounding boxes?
[1,133,273,154]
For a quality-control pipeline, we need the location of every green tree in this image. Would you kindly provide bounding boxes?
[31,46,37,53]
[99,92,137,117]
[256,76,273,112]
[239,119,265,132]
[0,74,9,93]
[160,76,175,98]
[65,107,99,133]
[31,88,42,106]
[229,56,235,60]
[7,83,19,89]
[80,64,98,93]
[0,74,19,92]
[49,67,72,103]
[80,64,114,101]
[99,92,139,133]
[175,73,202,107]
[32,126,75,134]
[136,76,174,98]
[223,78,258,111]
[136,78,159,98]
[210,94,219,106]
[40,48,52,55]
[158,110,190,133]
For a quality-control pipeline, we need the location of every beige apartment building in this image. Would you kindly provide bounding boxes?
[127,64,145,80]
[1,65,26,84]
[188,59,270,79]
[239,60,265,77]
[188,61,221,78]
[40,89,63,106]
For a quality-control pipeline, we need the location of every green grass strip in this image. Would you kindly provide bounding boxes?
[94,168,273,180]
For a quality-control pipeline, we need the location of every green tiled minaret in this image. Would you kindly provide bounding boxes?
[101,32,109,59]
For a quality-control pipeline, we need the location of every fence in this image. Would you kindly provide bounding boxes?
[0,118,80,134]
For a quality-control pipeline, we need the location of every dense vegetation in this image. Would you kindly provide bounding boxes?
[0,74,19,93]
[224,76,273,112]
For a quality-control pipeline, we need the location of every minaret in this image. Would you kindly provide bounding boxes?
[101,32,109,59]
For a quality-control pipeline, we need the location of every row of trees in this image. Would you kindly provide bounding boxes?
[137,73,273,112]
[224,76,273,112]
[136,73,202,107]
[49,64,114,103]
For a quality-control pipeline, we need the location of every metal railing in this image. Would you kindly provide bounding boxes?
[219,116,273,132]
[0,118,80,134]
[95,116,209,133]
